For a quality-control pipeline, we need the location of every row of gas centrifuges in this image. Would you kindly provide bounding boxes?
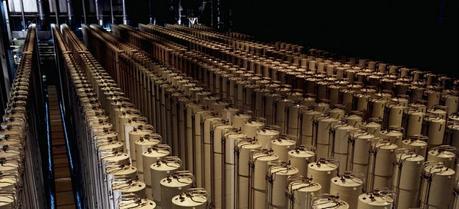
[0,26,47,209]
[78,23,459,209]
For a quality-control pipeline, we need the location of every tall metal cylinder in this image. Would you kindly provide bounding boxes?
[312,195,349,209]
[329,174,364,209]
[267,163,299,209]
[420,163,455,209]
[307,159,339,193]
[287,177,321,209]
[237,140,261,209]
[271,135,297,162]
[288,146,315,177]
[427,145,456,169]
[150,156,181,208]
[357,191,393,209]
[143,144,171,199]
[250,150,279,209]
[160,171,193,209]
[370,141,397,190]
[256,127,281,149]
[134,134,161,177]
[315,117,339,159]
[242,120,264,139]
[171,188,208,209]
[392,151,424,209]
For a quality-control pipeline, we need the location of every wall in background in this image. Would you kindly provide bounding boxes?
[229,0,458,76]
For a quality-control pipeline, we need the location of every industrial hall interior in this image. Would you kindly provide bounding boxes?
[0,0,458,208]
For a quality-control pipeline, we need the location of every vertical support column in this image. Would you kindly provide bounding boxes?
[110,0,114,24]
[36,0,50,29]
[122,0,127,24]
[51,0,60,24]
[19,0,26,29]
[66,0,72,24]
[2,0,12,42]
[95,0,102,25]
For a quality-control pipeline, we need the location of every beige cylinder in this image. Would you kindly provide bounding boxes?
[369,98,386,120]
[160,172,193,209]
[450,123,459,155]
[0,194,15,209]
[224,133,246,209]
[287,179,321,209]
[346,114,363,128]
[238,140,261,209]
[352,133,375,180]
[242,121,264,139]
[380,130,403,145]
[143,144,171,199]
[288,147,316,176]
[426,90,441,109]
[300,110,322,146]
[392,152,424,209]
[119,199,157,209]
[372,142,397,190]
[420,163,455,209]
[312,195,349,209]
[330,175,364,209]
[364,122,382,136]
[425,117,446,146]
[406,110,424,137]
[107,165,138,181]
[444,95,459,115]
[150,156,182,207]
[329,108,346,121]
[428,108,447,120]
[171,189,208,209]
[332,124,357,174]
[203,116,223,201]
[232,113,251,130]
[271,136,297,162]
[401,137,428,157]
[316,117,339,159]
[256,128,280,149]
[287,104,303,140]
[387,104,405,129]
[124,119,148,161]
[135,134,161,176]
[251,151,279,209]
[222,107,239,124]
[314,103,330,113]
[427,146,456,169]
[268,165,299,209]
[128,125,155,160]
[357,191,393,209]
[113,180,146,199]
[307,160,339,193]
